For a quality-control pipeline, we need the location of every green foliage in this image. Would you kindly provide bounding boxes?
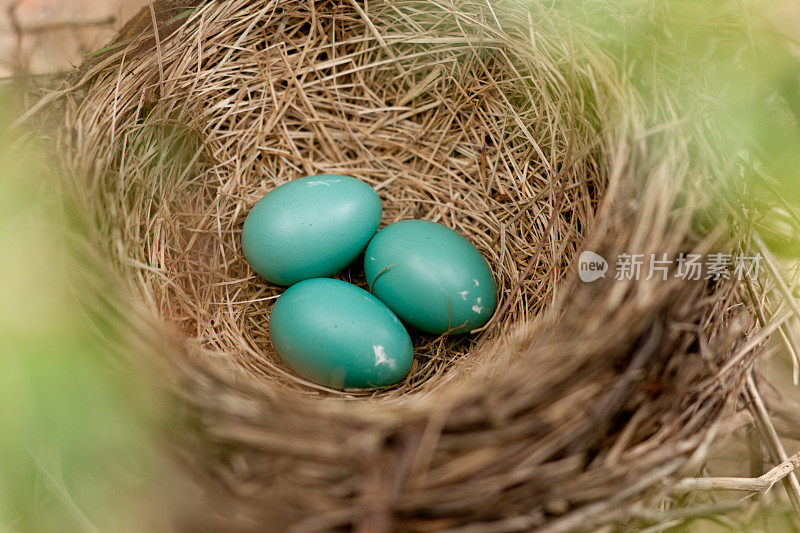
[550,0,800,254]
[0,103,163,532]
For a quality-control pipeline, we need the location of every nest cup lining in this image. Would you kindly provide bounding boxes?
[77,0,603,398]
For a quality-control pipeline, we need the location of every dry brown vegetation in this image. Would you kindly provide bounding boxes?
[41,0,800,530]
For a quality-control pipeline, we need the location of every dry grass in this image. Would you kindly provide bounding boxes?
[44,0,800,530]
[62,0,606,398]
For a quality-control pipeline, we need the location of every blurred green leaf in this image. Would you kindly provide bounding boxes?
[0,99,163,532]
[548,0,800,253]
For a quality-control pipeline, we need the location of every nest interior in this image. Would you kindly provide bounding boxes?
[58,0,756,530]
[68,0,605,397]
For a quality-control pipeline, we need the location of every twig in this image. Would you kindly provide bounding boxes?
[672,452,800,493]
[745,373,800,518]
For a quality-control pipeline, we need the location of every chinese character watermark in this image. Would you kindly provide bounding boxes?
[578,251,761,283]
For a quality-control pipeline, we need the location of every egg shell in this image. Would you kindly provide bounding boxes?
[242,174,381,285]
[365,220,497,335]
[269,278,413,389]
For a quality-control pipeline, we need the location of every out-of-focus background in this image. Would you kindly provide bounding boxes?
[0,0,147,77]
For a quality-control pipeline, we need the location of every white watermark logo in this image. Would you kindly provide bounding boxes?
[578,252,761,283]
[578,250,609,283]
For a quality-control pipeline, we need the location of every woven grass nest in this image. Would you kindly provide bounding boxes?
[55,0,766,530]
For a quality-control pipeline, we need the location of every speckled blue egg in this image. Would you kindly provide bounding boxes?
[269,278,413,389]
[365,220,497,335]
[242,175,381,286]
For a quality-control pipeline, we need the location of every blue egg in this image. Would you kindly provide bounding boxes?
[365,220,497,335]
[269,278,413,389]
[242,175,381,285]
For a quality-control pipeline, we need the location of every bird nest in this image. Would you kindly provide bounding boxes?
[54,0,765,530]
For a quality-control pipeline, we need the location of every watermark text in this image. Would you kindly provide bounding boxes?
[578,251,761,283]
